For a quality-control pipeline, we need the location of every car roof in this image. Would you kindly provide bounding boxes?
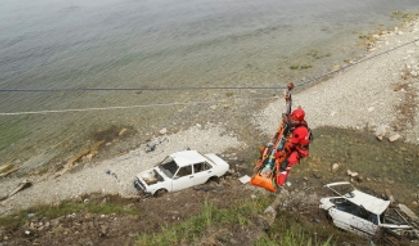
[170,150,207,167]
[325,182,390,215]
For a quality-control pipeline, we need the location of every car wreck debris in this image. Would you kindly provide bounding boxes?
[320,181,419,240]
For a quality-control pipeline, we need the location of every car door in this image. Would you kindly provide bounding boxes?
[330,199,378,237]
[171,165,193,191]
[192,162,213,186]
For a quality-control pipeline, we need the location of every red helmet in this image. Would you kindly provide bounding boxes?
[290,108,305,121]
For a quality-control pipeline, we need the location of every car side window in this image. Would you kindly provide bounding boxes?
[333,198,376,223]
[176,166,192,177]
[193,162,211,173]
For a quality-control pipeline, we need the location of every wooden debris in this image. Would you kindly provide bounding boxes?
[0,163,13,173]
[0,179,32,202]
[0,163,19,178]
[56,140,105,177]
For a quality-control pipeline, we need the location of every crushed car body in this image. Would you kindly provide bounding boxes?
[134,150,229,196]
[320,181,418,239]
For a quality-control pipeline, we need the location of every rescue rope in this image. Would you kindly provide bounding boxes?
[1,37,418,116]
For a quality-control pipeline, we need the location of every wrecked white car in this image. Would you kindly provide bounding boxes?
[134,150,229,196]
[320,181,417,239]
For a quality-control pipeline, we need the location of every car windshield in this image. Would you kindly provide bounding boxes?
[159,159,178,178]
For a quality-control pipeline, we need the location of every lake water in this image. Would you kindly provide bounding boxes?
[1,0,418,166]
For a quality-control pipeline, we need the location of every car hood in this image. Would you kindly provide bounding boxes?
[136,168,166,186]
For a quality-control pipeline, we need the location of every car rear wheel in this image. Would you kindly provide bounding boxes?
[154,189,168,197]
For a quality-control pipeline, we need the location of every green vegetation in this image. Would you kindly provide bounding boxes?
[307,50,331,60]
[255,209,355,246]
[136,197,270,246]
[0,198,139,229]
[290,64,313,70]
[256,229,333,246]
[391,10,419,23]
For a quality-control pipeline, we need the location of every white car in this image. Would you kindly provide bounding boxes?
[134,150,229,196]
[320,181,416,238]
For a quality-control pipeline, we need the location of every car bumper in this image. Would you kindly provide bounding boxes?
[134,178,151,195]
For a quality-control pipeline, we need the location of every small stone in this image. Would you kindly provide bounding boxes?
[196,123,202,128]
[27,213,36,219]
[375,125,388,141]
[24,230,31,236]
[411,201,418,207]
[367,107,375,112]
[159,128,167,135]
[303,177,309,181]
[118,128,128,136]
[388,133,401,143]
[385,189,395,203]
[100,225,108,236]
[83,198,89,204]
[346,169,359,177]
[251,194,257,199]
[210,105,217,110]
[331,163,340,173]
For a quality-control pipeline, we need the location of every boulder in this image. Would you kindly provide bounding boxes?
[388,133,401,143]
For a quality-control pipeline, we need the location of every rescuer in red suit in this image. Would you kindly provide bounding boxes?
[276,107,311,186]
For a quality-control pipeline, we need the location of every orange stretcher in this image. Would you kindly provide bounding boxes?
[250,83,294,192]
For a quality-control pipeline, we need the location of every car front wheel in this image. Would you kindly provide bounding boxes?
[154,189,168,197]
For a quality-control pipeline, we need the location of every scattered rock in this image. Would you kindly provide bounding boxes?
[375,125,388,141]
[83,199,89,204]
[118,128,128,136]
[331,163,340,173]
[210,105,217,110]
[159,128,167,135]
[346,169,359,177]
[99,225,108,237]
[385,189,395,203]
[367,106,375,112]
[24,230,31,236]
[388,133,401,142]
[196,123,202,128]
